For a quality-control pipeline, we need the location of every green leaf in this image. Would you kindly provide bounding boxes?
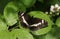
[0,15,7,30]
[4,2,26,26]
[44,27,60,39]
[44,34,57,39]
[11,29,34,39]
[0,30,16,39]
[0,30,10,39]
[19,0,36,7]
[56,17,60,27]
[39,27,60,39]
[28,11,53,35]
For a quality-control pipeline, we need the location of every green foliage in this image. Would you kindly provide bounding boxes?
[19,0,36,7]
[50,0,60,5]
[0,15,7,31]
[56,17,60,27]
[0,0,60,39]
[10,29,34,39]
[44,27,60,39]
[4,2,26,26]
[0,30,10,39]
[0,19,7,30]
[45,34,57,39]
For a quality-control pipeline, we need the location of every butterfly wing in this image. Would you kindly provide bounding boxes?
[18,11,48,31]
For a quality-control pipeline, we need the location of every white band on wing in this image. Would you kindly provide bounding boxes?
[21,13,24,16]
[42,20,44,24]
[22,16,29,26]
[30,22,41,27]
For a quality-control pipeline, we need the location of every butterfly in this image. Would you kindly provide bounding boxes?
[18,11,48,31]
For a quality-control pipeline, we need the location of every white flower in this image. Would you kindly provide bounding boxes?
[45,12,48,14]
[50,4,60,12]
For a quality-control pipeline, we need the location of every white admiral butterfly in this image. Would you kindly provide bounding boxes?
[18,11,48,31]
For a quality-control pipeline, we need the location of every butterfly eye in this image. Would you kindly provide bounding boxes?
[18,12,48,31]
